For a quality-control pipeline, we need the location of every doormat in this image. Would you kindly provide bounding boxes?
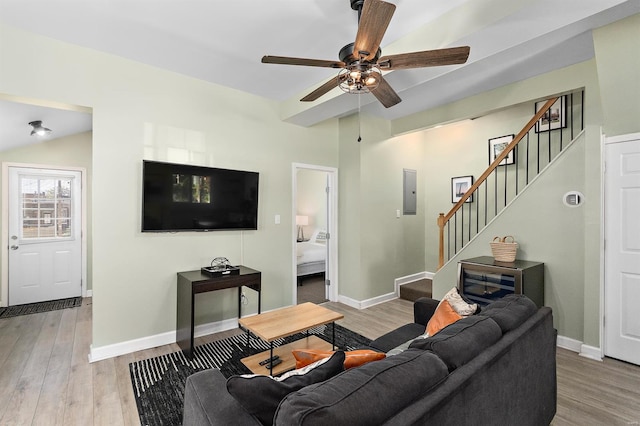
[130,323,372,426]
[0,296,83,319]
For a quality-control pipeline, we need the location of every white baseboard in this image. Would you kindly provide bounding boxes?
[394,271,434,297]
[83,289,93,298]
[579,344,603,361]
[556,335,582,353]
[88,294,604,364]
[338,291,397,310]
[556,335,603,361]
[89,330,176,363]
[339,271,435,309]
[88,317,239,363]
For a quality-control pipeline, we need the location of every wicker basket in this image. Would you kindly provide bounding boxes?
[490,236,518,262]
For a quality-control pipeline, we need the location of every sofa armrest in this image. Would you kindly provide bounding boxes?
[183,369,261,426]
[414,297,439,326]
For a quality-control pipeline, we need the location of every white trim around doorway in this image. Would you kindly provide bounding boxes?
[292,163,339,305]
[1,162,88,307]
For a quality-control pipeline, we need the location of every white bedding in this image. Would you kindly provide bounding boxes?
[296,241,326,265]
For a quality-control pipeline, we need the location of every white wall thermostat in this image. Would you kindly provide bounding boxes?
[563,191,584,207]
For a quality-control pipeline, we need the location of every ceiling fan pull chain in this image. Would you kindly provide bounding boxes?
[357,93,362,142]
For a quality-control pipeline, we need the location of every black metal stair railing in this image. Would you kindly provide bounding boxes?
[437,90,584,269]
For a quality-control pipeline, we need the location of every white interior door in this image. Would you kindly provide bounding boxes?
[8,167,82,305]
[604,134,640,365]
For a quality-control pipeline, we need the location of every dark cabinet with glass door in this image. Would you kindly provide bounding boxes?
[457,256,544,307]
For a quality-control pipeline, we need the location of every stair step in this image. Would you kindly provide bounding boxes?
[400,278,433,302]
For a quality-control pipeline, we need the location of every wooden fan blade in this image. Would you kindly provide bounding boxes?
[371,75,401,108]
[301,74,348,102]
[354,0,396,62]
[378,46,470,70]
[262,56,345,69]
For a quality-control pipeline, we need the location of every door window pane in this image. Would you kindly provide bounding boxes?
[57,219,71,237]
[20,175,75,240]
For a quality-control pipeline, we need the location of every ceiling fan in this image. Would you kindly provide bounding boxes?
[262,0,470,108]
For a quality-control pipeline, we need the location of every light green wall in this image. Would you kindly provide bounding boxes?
[0,131,93,299]
[369,59,603,345]
[338,113,427,301]
[296,169,327,237]
[418,95,585,272]
[593,13,640,137]
[384,15,639,348]
[424,60,602,346]
[434,134,588,341]
[0,24,338,349]
[337,115,365,300]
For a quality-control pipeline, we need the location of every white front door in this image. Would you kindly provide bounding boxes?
[604,134,640,365]
[8,167,82,305]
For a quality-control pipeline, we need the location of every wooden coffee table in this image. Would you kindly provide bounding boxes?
[239,302,344,375]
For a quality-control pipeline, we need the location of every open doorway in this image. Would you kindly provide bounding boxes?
[292,164,338,305]
[0,95,92,307]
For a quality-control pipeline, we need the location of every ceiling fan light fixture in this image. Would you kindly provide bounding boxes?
[339,66,381,94]
[28,120,52,137]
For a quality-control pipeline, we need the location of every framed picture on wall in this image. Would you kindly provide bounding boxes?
[489,134,515,166]
[535,96,566,132]
[451,175,474,203]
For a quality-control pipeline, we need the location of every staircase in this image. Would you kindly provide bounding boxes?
[437,91,584,269]
[400,278,432,302]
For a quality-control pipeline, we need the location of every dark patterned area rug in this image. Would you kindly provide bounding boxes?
[130,323,371,426]
[0,296,83,318]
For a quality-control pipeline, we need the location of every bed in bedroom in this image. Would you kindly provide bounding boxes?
[296,230,327,285]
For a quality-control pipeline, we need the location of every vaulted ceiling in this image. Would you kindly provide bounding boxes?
[0,0,638,149]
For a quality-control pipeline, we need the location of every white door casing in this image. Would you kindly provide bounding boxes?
[324,173,331,301]
[8,167,82,305]
[604,134,640,366]
[292,163,339,304]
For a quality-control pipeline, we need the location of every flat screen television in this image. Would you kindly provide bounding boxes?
[142,160,259,232]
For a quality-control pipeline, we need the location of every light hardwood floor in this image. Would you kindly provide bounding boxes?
[0,297,639,425]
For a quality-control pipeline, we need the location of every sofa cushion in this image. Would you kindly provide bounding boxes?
[292,349,385,369]
[409,315,502,371]
[274,349,448,425]
[479,294,538,333]
[226,351,345,425]
[426,299,462,336]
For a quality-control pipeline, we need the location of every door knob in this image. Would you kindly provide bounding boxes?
[10,245,18,250]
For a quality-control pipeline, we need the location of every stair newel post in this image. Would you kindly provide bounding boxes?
[437,213,445,269]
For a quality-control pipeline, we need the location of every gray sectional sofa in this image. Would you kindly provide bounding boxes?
[183,294,557,425]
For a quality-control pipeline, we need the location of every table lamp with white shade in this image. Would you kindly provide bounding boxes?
[296,215,309,242]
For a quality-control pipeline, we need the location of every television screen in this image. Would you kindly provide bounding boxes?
[142,160,259,232]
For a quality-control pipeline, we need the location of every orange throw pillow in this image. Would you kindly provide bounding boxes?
[426,299,463,336]
[292,349,385,369]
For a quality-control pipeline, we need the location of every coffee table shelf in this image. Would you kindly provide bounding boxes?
[238,302,344,375]
[241,335,333,376]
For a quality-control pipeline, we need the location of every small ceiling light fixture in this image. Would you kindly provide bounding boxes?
[338,64,381,94]
[29,120,52,137]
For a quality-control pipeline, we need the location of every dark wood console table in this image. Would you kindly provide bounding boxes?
[176,265,261,358]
